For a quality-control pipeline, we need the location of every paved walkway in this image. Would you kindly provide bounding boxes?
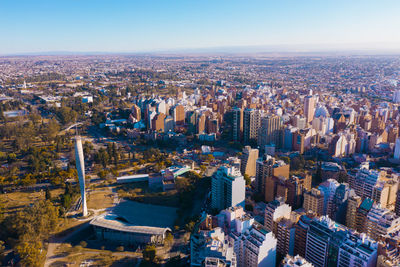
[44,184,119,266]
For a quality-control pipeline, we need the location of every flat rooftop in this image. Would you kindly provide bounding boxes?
[112,200,178,228]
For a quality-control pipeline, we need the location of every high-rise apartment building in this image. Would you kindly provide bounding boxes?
[285,174,312,209]
[304,96,316,124]
[294,115,307,130]
[232,107,243,142]
[355,198,374,233]
[243,108,261,145]
[349,166,381,200]
[198,113,206,134]
[240,146,259,177]
[264,198,292,234]
[276,218,296,257]
[281,255,313,267]
[346,194,362,230]
[395,189,400,216]
[331,184,354,225]
[255,156,290,202]
[305,216,346,267]
[164,115,174,132]
[132,104,141,121]
[231,222,277,267]
[318,179,340,216]
[337,233,378,267]
[211,166,246,211]
[377,236,400,267]
[305,216,378,267]
[372,179,398,209]
[151,112,166,132]
[394,137,400,160]
[284,126,297,151]
[258,114,282,149]
[190,227,237,267]
[294,215,313,258]
[303,188,324,216]
[393,90,400,103]
[365,205,400,241]
[173,104,185,125]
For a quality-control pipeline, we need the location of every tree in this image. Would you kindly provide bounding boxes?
[164,232,173,247]
[97,170,109,179]
[0,200,4,221]
[244,174,251,186]
[55,107,77,125]
[280,156,290,165]
[166,256,182,267]
[337,171,348,183]
[184,221,196,232]
[7,153,17,163]
[313,162,323,185]
[95,148,109,168]
[42,118,60,142]
[290,155,305,171]
[245,204,254,211]
[142,245,156,262]
[0,240,5,259]
[45,187,52,200]
[16,240,43,267]
[83,141,93,159]
[61,193,72,209]
[112,142,119,165]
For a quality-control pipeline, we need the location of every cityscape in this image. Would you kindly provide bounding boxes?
[1,1,400,267]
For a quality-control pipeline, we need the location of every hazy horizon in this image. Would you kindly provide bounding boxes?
[3,43,400,57]
[1,0,400,55]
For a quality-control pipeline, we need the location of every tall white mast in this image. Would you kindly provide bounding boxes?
[75,134,87,216]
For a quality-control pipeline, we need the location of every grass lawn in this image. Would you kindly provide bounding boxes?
[87,187,115,210]
[0,188,64,215]
[51,245,139,267]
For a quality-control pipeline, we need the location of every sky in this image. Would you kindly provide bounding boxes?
[1,0,400,54]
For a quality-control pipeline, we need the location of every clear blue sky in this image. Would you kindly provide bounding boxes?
[1,0,399,54]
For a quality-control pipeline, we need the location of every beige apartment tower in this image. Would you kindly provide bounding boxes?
[240,146,259,177]
[304,95,316,124]
[303,188,324,216]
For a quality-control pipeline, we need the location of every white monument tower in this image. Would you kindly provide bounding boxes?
[75,135,87,216]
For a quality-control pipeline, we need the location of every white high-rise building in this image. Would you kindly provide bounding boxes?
[305,216,378,267]
[349,166,380,200]
[231,222,277,267]
[281,255,313,267]
[211,166,246,211]
[365,205,400,241]
[394,137,400,160]
[334,135,348,157]
[337,233,378,267]
[191,227,237,267]
[264,198,292,234]
[318,179,340,216]
[393,90,400,103]
[75,135,87,217]
[294,115,307,130]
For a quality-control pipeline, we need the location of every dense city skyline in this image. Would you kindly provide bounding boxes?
[2,1,400,266]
